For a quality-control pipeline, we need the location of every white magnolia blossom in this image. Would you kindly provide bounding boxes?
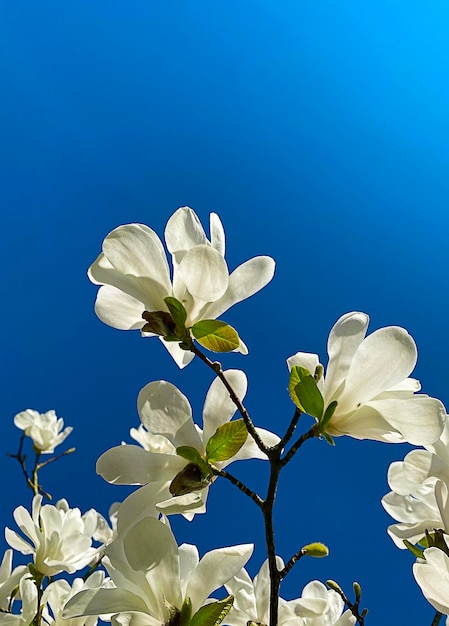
[382,420,449,547]
[413,547,449,621]
[13,409,72,454]
[2,576,39,626]
[293,581,356,626]
[287,312,446,445]
[224,566,355,626]
[64,516,253,626]
[88,206,275,367]
[41,572,108,626]
[5,496,99,576]
[0,549,28,614]
[97,370,279,517]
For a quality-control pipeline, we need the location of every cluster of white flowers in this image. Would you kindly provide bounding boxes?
[3,207,449,625]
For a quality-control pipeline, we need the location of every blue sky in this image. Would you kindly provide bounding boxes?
[1,1,449,622]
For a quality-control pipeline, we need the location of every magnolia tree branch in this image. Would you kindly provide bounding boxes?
[279,549,305,579]
[190,344,268,454]
[211,467,263,508]
[280,422,321,467]
[275,408,302,452]
[327,580,367,625]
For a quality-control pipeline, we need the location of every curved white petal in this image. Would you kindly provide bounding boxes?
[286,352,321,376]
[229,427,280,463]
[95,285,146,330]
[165,207,208,261]
[203,256,275,320]
[210,213,225,256]
[186,543,253,613]
[64,588,149,619]
[155,491,207,516]
[102,224,171,292]
[116,483,170,534]
[123,518,182,614]
[137,381,199,449]
[202,370,248,443]
[178,544,200,598]
[324,312,369,402]
[159,338,196,369]
[413,548,449,614]
[336,326,417,415]
[177,245,229,302]
[96,445,186,485]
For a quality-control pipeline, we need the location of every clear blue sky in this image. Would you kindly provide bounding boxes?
[1,1,449,622]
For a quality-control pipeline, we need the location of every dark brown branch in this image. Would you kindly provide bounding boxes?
[211,467,263,508]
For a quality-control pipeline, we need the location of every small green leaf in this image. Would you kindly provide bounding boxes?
[191,596,234,626]
[176,446,212,475]
[206,419,248,463]
[164,297,188,329]
[288,366,324,419]
[321,431,335,446]
[404,540,425,559]
[191,320,240,353]
[179,597,192,626]
[301,542,329,558]
[320,400,338,428]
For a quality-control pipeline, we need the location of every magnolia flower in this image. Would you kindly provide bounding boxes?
[224,558,304,626]
[224,567,355,626]
[64,516,253,626]
[382,420,449,547]
[5,496,99,576]
[88,206,275,367]
[41,572,108,626]
[2,576,39,626]
[287,312,446,445]
[292,581,356,626]
[0,549,27,614]
[13,409,72,454]
[413,547,449,618]
[97,370,279,517]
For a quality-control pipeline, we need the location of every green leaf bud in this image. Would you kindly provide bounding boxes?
[301,542,329,558]
[191,320,240,352]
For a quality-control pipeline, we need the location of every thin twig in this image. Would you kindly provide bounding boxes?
[327,581,367,625]
[211,467,263,508]
[280,423,320,467]
[262,448,282,626]
[190,344,268,455]
[279,549,304,578]
[274,408,301,452]
[432,612,443,626]
[37,447,76,470]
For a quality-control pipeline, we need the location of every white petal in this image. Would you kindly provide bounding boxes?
[286,352,320,376]
[159,338,196,369]
[210,213,225,256]
[203,256,275,320]
[123,517,182,613]
[229,428,280,463]
[336,326,417,415]
[202,370,248,443]
[116,483,170,534]
[165,207,208,261]
[102,224,171,292]
[95,285,146,330]
[155,491,207,516]
[64,588,149,618]
[177,245,229,302]
[413,548,449,614]
[137,381,200,449]
[186,544,253,613]
[178,544,200,597]
[96,445,187,485]
[323,312,369,402]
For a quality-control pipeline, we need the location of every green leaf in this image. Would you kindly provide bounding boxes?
[205,419,248,463]
[191,596,234,626]
[179,597,192,626]
[288,366,324,419]
[322,431,335,446]
[164,297,188,329]
[404,539,425,559]
[176,446,212,475]
[191,320,240,353]
[320,400,338,428]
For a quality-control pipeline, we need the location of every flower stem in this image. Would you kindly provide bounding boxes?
[211,467,263,508]
[432,612,443,626]
[280,423,320,467]
[190,344,268,455]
